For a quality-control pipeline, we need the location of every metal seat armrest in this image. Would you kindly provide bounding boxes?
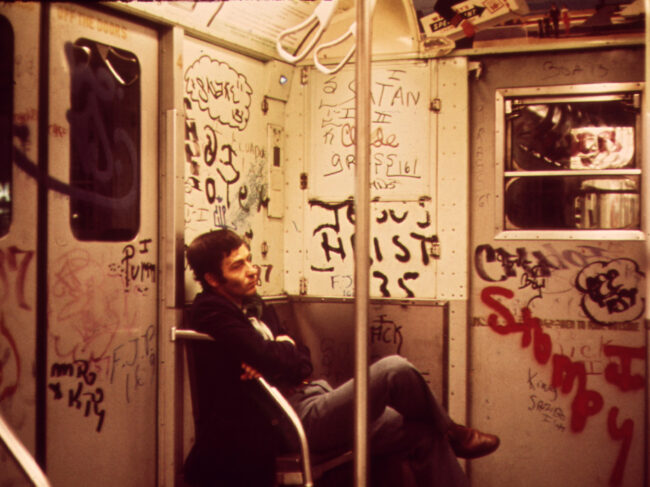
[257,377,313,487]
[172,326,314,487]
[0,414,51,487]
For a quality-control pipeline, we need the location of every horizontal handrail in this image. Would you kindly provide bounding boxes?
[171,328,212,341]
[173,326,314,487]
[0,413,51,487]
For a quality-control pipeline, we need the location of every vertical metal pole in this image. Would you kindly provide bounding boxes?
[641,0,650,485]
[354,0,372,485]
[36,1,50,470]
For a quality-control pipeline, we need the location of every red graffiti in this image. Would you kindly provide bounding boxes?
[551,354,603,432]
[607,407,633,486]
[49,123,68,138]
[0,246,34,310]
[603,345,645,392]
[481,286,552,365]
[0,314,20,402]
[481,285,642,486]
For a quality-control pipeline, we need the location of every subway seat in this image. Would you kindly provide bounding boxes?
[173,326,353,487]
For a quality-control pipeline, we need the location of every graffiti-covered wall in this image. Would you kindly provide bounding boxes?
[284,58,469,301]
[468,48,646,487]
[279,56,470,422]
[0,7,39,485]
[44,5,161,486]
[182,37,286,300]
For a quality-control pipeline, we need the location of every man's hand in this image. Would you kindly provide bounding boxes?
[240,362,261,381]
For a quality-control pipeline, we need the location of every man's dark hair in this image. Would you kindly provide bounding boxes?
[186,229,247,289]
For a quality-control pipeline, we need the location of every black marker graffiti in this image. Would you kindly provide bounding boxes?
[475,244,559,283]
[370,314,404,354]
[184,85,268,233]
[575,259,645,325]
[13,138,136,210]
[316,68,424,192]
[184,55,253,132]
[107,240,156,295]
[48,359,106,432]
[110,325,156,404]
[398,272,419,298]
[310,198,438,297]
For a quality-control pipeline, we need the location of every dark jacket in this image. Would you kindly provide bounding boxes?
[183,291,313,486]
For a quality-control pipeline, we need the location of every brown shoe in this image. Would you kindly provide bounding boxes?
[448,423,500,459]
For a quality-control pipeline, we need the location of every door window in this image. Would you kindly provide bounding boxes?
[0,15,13,237]
[68,38,140,241]
[495,83,643,238]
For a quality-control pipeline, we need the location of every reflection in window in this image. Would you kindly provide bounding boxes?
[574,178,639,229]
[0,16,13,237]
[509,99,638,171]
[68,38,140,241]
[505,176,640,230]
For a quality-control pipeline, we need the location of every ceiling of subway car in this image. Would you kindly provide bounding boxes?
[112,0,422,62]
[113,0,644,65]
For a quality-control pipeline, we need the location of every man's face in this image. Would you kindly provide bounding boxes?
[210,243,258,306]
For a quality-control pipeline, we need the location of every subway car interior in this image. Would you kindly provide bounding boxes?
[0,0,648,486]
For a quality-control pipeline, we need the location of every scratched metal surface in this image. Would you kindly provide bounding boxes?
[468,47,646,487]
[279,298,448,405]
[182,35,286,302]
[45,4,159,486]
[0,3,40,486]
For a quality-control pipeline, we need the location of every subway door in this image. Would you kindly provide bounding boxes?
[46,5,159,486]
[0,3,40,485]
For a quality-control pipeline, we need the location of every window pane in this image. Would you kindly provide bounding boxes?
[505,176,640,230]
[508,98,639,171]
[68,38,140,241]
[499,84,643,235]
[0,15,13,237]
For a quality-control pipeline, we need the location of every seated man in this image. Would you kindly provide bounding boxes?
[184,229,499,487]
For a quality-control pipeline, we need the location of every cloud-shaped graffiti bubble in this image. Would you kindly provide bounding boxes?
[575,258,645,325]
[184,55,253,131]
